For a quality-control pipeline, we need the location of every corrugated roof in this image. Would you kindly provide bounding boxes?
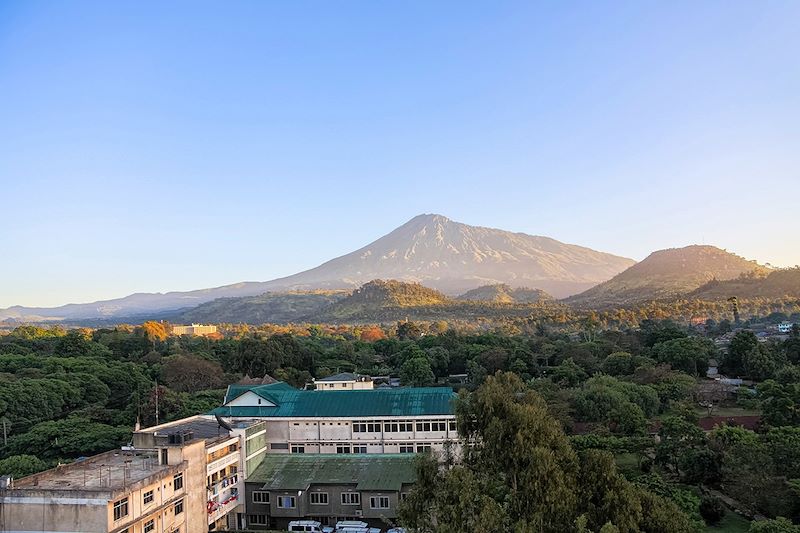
[214,382,456,418]
[316,372,360,382]
[248,454,417,492]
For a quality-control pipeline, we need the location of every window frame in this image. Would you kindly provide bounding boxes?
[370,496,390,509]
[341,492,361,505]
[173,472,184,491]
[113,497,129,521]
[277,495,297,509]
[310,492,329,505]
[174,498,184,515]
[252,491,270,504]
[143,490,154,505]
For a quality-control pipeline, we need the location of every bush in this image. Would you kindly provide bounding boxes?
[699,495,726,525]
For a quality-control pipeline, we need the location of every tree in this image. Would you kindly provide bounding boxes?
[0,454,48,478]
[400,357,435,387]
[699,495,726,525]
[724,330,759,376]
[749,518,800,533]
[650,337,717,376]
[162,355,225,393]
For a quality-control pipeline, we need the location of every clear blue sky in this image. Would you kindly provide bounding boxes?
[1,1,798,308]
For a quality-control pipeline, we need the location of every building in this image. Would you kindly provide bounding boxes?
[0,446,201,533]
[778,322,795,334]
[243,454,415,530]
[210,382,458,456]
[313,372,374,390]
[132,415,268,531]
[171,324,218,337]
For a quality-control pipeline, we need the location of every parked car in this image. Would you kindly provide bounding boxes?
[288,520,334,532]
[387,529,407,533]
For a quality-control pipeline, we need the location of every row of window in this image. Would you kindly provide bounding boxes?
[285,442,440,454]
[112,473,184,522]
[290,419,456,432]
[253,491,390,508]
[114,499,183,532]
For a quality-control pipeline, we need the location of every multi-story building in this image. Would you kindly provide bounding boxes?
[312,372,374,390]
[243,453,416,530]
[210,382,458,456]
[131,415,268,531]
[0,446,203,533]
[170,324,218,337]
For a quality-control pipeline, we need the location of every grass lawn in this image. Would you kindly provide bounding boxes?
[704,510,751,533]
[613,452,642,477]
[694,406,761,418]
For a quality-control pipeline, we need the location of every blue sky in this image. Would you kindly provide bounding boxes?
[1,1,798,308]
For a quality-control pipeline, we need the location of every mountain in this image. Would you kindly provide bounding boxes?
[256,214,635,298]
[688,268,800,301]
[0,214,634,321]
[175,290,349,324]
[566,245,769,308]
[457,284,553,304]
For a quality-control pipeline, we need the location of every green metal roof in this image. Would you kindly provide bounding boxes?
[248,454,418,492]
[212,382,456,418]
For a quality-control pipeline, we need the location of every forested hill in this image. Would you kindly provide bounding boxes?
[688,268,800,300]
[176,290,349,324]
[566,245,769,308]
[457,283,553,304]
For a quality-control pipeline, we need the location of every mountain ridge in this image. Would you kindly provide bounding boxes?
[0,214,635,321]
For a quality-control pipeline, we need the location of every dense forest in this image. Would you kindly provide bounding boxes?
[2,316,800,531]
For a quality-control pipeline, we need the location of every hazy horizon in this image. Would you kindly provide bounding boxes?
[2,1,799,308]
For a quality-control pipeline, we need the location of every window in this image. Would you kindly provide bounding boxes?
[367,422,380,432]
[253,491,270,504]
[310,492,329,505]
[370,496,390,509]
[174,499,184,515]
[341,492,360,505]
[291,445,305,454]
[416,444,432,453]
[113,497,128,521]
[143,490,154,505]
[399,421,413,432]
[173,472,184,490]
[277,496,296,509]
[353,445,367,453]
[353,422,366,432]
[431,421,447,432]
[399,443,414,453]
[416,422,431,432]
[249,515,268,525]
[400,492,409,501]
[336,443,351,454]
[449,421,457,431]
[384,422,398,432]
[144,520,155,533]
[270,442,289,450]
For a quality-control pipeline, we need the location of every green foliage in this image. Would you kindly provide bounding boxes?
[0,454,49,478]
[749,518,800,533]
[699,495,726,525]
[650,337,717,376]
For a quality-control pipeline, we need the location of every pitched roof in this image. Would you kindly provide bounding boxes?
[316,372,367,382]
[213,382,456,418]
[248,454,417,492]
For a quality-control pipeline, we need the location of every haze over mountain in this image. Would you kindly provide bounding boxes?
[566,245,770,308]
[0,214,634,321]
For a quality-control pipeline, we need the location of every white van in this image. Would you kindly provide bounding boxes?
[288,520,334,533]
[334,521,379,533]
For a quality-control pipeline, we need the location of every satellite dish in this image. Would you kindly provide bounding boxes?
[215,413,233,432]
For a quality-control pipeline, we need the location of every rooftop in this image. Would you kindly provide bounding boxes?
[315,372,371,382]
[248,454,417,492]
[213,382,456,418]
[133,415,263,447]
[10,449,176,493]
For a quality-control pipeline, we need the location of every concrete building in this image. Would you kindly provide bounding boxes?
[243,454,415,530]
[210,382,458,456]
[0,446,201,533]
[313,373,374,391]
[170,324,218,337]
[132,416,268,531]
